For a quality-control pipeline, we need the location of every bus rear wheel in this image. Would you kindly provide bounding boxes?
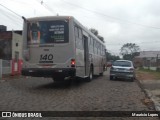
[52,76,64,82]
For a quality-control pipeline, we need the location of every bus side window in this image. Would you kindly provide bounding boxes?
[94,40,97,54]
[97,42,100,55]
[103,46,105,55]
[75,26,79,48]
[101,45,103,55]
[93,39,95,53]
[92,38,94,53]
[102,46,105,56]
[78,28,82,39]
[99,43,101,55]
[74,26,78,38]
[75,26,83,50]
[96,42,98,55]
[79,28,83,49]
[89,37,93,53]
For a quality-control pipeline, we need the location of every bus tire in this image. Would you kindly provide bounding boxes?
[87,66,93,82]
[130,77,134,82]
[52,76,64,82]
[99,72,103,76]
[64,79,72,86]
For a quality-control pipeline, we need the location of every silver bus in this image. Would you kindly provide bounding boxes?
[22,16,107,82]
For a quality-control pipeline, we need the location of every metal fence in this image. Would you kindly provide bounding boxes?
[0,59,12,79]
[143,57,160,71]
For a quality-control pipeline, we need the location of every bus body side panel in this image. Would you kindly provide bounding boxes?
[99,56,103,73]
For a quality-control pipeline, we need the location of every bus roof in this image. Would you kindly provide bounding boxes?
[26,16,74,21]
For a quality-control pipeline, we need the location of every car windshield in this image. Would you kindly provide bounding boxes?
[113,61,131,67]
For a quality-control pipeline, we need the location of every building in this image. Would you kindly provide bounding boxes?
[0,31,12,60]
[134,51,160,71]
[0,25,7,32]
[0,30,23,75]
[12,31,23,75]
[133,56,143,67]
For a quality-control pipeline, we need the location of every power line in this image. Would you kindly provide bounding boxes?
[0,6,22,21]
[0,6,23,29]
[0,3,22,18]
[61,0,160,30]
[0,9,22,26]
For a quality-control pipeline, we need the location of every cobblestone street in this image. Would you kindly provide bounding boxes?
[0,71,159,120]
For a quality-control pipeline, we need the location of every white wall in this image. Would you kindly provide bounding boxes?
[143,66,157,71]
[12,32,23,59]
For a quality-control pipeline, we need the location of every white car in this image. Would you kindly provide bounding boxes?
[110,60,136,82]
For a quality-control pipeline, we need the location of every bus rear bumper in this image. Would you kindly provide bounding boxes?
[21,68,76,78]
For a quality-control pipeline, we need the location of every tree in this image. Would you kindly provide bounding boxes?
[106,51,120,61]
[89,28,98,36]
[89,28,104,42]
[97,35,104,42]
[120,43,140,60]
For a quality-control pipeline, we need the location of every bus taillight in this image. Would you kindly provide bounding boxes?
[71,59,75,67]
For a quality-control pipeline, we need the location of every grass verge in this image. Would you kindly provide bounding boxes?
[137,67,160,80]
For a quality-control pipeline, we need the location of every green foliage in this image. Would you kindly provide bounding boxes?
[89,28,104,42]
[120,43,140,60]
[106,51,120,61]
[138,67,160,79]
[97,35,104,42]
[89,28,98,36]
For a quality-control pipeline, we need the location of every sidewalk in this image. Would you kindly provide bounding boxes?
[138,79,160,111]
[137,72,160,111]
[0,74,23,81]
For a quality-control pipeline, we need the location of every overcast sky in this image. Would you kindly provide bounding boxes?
[0,0,160,56]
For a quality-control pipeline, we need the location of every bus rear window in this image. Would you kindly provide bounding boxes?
[27,20,69,44]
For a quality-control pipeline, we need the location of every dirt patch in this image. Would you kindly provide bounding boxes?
[141,98,155,110]
[2,75,24,80]
[136,71,157,80]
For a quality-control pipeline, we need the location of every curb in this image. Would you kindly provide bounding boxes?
[0,79,6,83]
[145,89,160,111]
[0,75,24,83]
[137,79,160,111]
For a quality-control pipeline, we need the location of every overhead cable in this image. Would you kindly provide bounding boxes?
[0,4,22,18]
[61,0,160,30]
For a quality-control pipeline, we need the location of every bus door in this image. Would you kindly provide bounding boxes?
[83,35,89,76]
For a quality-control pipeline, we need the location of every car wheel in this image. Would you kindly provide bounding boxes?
[130,78,134,82]
[52,76,64,82]
[64,79,72,86]
[110,76,113,80]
